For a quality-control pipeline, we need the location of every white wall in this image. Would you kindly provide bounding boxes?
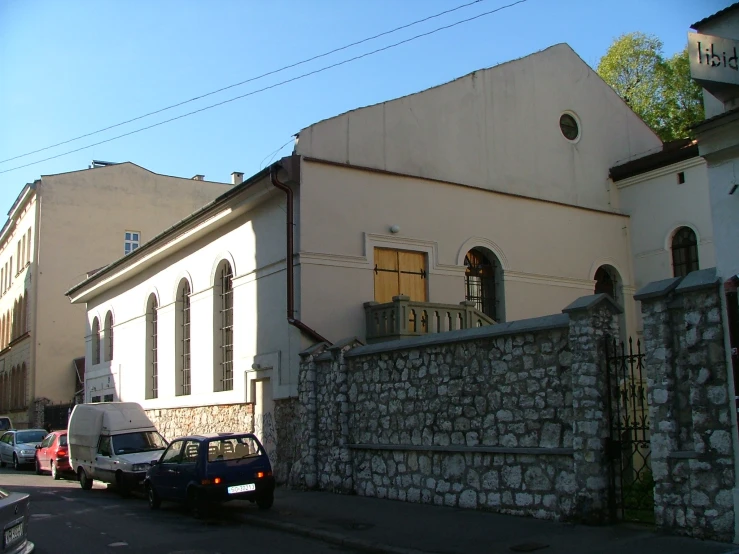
[296,43,661,213]
[82,185,302,408]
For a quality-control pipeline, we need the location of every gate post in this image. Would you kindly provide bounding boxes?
[563,294,622,523]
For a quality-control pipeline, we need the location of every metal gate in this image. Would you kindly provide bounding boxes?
[44,402,74,431]
[604,337,654,523]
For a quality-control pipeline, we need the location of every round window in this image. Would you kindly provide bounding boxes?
[559,113,579,141]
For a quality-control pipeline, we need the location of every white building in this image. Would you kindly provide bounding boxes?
[0,162,232,428]
[65,43,715,479]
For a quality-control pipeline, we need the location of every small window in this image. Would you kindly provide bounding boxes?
[124,231,141,255]
[672,227,699,277]
[559,113,580,141]
[677,172,686,184]
[91,395,101,403]
[103,394,114,402]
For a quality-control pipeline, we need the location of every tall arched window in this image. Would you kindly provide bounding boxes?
[175,279,192,396]
[464,248,503,321]
[104,311,114,362]
[671,227,699,277]
[19,363,26,409]
[12,300,18,341]
[213,261,234,392]
[145,294,158,399]
[594,267,616,301]
[91,317,101,365]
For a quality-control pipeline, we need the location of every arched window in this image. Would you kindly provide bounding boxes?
[19,363,26,409]
[213,260,234,392]
[464,248,503,321]
[671,227,699,277]
[104,311,114,362]
[145,294,158,399]
[594,267,616,301]
[175,279,192,396]
[91,317,101,365]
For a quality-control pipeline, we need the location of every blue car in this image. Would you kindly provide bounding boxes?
[144,432,274,515]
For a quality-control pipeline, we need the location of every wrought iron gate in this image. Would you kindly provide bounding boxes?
[604,337,654,523]
[44,402,74,431]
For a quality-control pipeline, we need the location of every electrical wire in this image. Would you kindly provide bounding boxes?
[0,0,488,165]
[0,0,528,175]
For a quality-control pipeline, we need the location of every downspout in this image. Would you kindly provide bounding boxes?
[270,163,331,345]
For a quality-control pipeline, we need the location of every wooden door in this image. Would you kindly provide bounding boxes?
[374,248,427,303]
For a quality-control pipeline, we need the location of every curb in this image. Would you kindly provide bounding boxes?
[238,513,427,554]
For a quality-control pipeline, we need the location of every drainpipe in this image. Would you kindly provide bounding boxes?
[270,163,331,345]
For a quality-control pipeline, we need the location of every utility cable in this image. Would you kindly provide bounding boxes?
[0,0,528,175]
[0,0,488,164]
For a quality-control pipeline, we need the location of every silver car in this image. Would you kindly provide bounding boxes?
[0,430,47,470]
[0,486,34,553]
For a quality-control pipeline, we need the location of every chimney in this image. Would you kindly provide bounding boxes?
[192,174,205,181]
[231,172,244,185]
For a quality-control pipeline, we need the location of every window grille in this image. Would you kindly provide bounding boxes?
[105,312,114,362]
[150,298,158,399]
[92,317,101,364]
[671,227,699,277]
[464,249,497,319]
[219,263,234,392]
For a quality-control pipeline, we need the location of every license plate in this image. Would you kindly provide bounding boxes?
[4,522,23,547]
[227,483,255,494]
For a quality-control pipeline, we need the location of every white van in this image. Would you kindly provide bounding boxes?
[68,402,168,495]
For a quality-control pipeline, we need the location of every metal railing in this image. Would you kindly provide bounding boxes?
[364,295,495,343]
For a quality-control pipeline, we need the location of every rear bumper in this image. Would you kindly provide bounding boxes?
[200,477,275,502]
[121,471,147,489]
[7,539,34,554]
[55,458,72,472]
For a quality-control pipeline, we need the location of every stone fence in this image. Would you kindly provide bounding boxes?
[635,268,735,542]
[290,294,622,523]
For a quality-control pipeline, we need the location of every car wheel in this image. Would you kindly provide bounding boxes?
[256,490,274,510]
[147,484,161,510]
[79,468,93,490]
[35,459,42,475]
[51,461,60,480]
[13,454,21,471]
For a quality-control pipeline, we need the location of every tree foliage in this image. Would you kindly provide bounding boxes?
[597,32,704,142]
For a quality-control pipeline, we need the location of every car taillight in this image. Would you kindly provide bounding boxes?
[256,471,272,479]
[201,477,222,485]
[56,449,67,457]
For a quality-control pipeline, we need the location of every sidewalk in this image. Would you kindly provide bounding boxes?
[235,487,739,554]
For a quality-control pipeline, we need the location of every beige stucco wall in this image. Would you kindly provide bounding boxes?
[81,181,305,407]
[296,43,661,213]
[34,163,231,404]
[297,160,638,343]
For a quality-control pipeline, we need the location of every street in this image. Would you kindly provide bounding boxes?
[0,466,352,554]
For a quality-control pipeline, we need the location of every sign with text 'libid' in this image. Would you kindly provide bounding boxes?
[689,32,739,87]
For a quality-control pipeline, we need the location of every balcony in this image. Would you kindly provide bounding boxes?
[364,295,495,344]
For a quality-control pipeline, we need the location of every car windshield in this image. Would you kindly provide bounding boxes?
[0,488,7,499]
[112,431,168,455]
[59,435,68,447]
[16,430,46,444]
[207,435,264,462]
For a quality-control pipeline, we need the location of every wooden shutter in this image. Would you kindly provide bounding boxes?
[374,248,427,303]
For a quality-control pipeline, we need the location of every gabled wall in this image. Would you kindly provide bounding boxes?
[296,44,661,213]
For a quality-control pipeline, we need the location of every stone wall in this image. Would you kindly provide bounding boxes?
[146,403,254,443]
[274,397,300,484]
[636,268,736,542]
[291,295,622,522]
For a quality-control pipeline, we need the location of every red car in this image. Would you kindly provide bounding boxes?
[35,431,71,480]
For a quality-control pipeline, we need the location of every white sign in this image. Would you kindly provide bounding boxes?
[689,32,739,87]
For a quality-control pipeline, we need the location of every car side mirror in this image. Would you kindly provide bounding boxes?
[150,460,158,466]
[35,445,40,449]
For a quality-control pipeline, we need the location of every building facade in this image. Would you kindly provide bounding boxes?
[0,162,232,428]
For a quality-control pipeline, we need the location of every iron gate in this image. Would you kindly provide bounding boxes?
[604,336,654,523]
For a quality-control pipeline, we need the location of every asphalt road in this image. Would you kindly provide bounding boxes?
[0,466,353,554]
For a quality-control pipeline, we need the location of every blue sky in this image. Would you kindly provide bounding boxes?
[0,0,729,215]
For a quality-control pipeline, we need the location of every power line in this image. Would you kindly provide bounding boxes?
[0,0,528,176]
[0,0,488,165]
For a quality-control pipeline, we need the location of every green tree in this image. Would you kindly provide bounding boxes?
[597,32,704,141]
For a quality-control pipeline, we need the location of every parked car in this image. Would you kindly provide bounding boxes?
[145,432,275,516]
[0,486,34,553]
[68,402,168,495]
[0,430,47,470]
[34,431,71,480]
[0,416,12,431]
